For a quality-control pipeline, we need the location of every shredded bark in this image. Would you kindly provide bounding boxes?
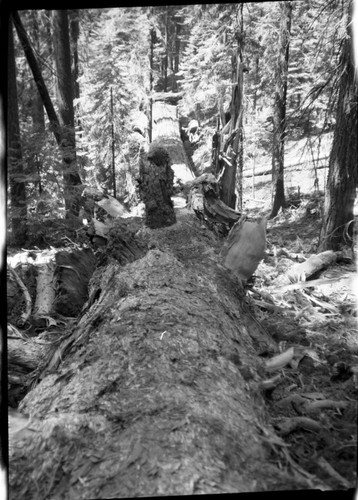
[9,210,317,499]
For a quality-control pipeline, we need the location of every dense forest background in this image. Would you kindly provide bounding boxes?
[7,1,356,249]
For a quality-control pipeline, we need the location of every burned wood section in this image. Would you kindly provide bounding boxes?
[138,145,176,228]
[9,212,316,499]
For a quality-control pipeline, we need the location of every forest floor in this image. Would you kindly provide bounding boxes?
[7,190,357,493]
[243,194,357,490]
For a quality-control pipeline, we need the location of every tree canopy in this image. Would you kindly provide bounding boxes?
[7,2,356,244]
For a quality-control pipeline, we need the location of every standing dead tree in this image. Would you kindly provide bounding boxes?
[269,1,292,218]
[213,4,244,211]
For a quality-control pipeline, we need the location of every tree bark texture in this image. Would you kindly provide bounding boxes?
[148,27,155,143]
[68,9,80,101]
[12,11,62,145]
[319,0,357,251]
[52,9,82,215]
[29,10,45,133]
[174,16,181,74]
[217,6,244,210]
[162,6,169,92]
[10,213,308,497]
[13,10,82,216]
[138,146,176,228]
[8,15,27,245]
[269,1,292,219]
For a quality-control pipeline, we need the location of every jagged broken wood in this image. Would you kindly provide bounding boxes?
[187,173,241,235]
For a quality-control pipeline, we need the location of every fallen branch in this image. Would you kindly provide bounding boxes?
[276,416,321,435]
[273,250,338,287]
[317,457,351,489]
[188,173,241,234]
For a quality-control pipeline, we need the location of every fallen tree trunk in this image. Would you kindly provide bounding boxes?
[152,100,196,183]
[9,212,316,498]
[242,159,329,179]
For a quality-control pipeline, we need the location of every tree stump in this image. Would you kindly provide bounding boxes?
[138,145,176,228]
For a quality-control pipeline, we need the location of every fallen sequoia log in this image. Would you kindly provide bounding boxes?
[152,100,196,184]
[9,212,321,498]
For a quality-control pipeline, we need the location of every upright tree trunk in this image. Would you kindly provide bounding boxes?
[29,10,45,133]
[69,8,81,142]
[319,0,357,251]
[163,6,169,92]
[12,11,62,144]
[13,10,82,217]
[29,80,45,133]
[218,4,244,210]
[8,15,27,245]
[68,9,80,101]
[110,86,116,198]
[269,1,292,219]
[29,11,45,196]
[52,9,82,216]
[174,17,181,74]
[148,27,155,143]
